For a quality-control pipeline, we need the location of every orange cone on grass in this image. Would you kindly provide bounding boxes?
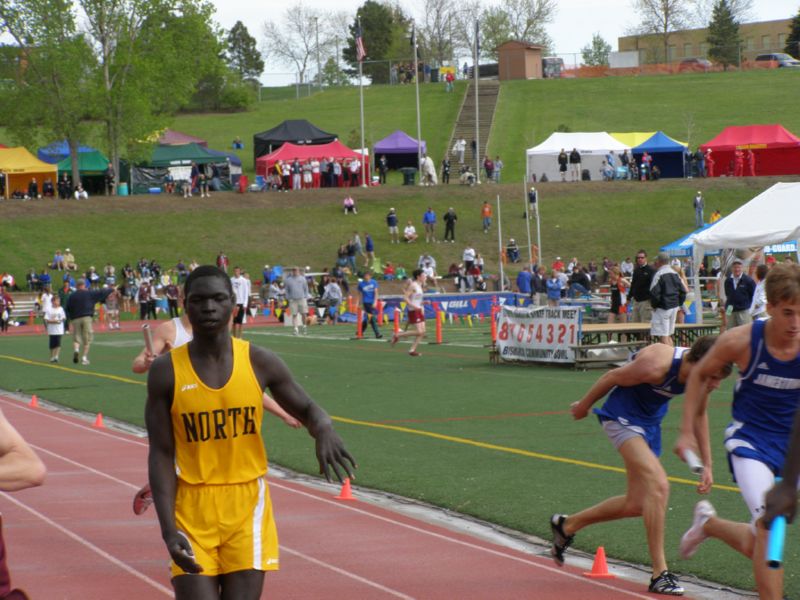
[30,395,38,408]
[335,478,356,501]
[93,413,105,428]
[584,546,615,579]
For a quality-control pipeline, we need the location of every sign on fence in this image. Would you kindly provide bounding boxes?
[496,305,583,364]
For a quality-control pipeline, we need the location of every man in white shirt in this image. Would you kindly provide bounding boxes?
[750,263,768,319]
[404,220,418,243]
[230,266,251,338]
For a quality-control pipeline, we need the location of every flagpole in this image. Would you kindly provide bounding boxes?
[358,17,367,188]
[413,20,423,182]
[473,18,480,185]
[524,176,533,265]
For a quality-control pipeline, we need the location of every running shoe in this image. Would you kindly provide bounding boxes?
[81,357,90,365]
[375,334,383,339]
[549,514,574,566]
[133,483,153,515]
[648,571,684,596]
[408,351,422,357]
[390,333,399,346]
[679,500,716,559]
[73,350,79,364]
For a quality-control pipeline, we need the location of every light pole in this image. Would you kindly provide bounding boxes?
[314,16,322,91]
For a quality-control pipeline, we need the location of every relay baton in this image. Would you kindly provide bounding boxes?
[766,477,787,570]
[142,323,154,354]
[682,449,704,475]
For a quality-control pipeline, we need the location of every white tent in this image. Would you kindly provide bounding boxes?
[526,132,630,183]
[689,182,800,322]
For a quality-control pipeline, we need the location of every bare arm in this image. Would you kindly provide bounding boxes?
[145,355,201,573]
[571,344,672,419]
[674,327,747,492]
[251,345,356,481]
[262,393,302,428]
[132,321,175,373]
[0,410,46,491]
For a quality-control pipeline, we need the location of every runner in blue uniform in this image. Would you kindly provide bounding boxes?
[676,262,800,600]
[550,336,728,596]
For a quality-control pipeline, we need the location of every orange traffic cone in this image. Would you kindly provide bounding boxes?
[30,395,38,408]
[584,546,615,579]
[335,478,356,501]
[93,413,105,428]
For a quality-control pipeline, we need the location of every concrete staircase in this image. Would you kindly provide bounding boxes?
[446,80,501,175]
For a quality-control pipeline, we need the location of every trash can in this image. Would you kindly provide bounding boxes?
[430,68,439,83]
[118,182,129,196]
[400,167,417,186]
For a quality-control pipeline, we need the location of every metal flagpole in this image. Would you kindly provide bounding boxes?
[413,21,423,180]
[524,176,533,265]
[358,18,367,188]
[496,194,504,291]
[473,19,480,184]
[535,191,542,267]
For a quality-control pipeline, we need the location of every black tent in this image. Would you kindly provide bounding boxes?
[253,120,338,165]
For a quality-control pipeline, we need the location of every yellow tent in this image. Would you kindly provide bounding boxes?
[0,147,58,199]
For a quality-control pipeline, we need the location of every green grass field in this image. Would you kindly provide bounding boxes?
[0,325,796,595]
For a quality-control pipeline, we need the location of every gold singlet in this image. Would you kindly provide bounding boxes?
[170,338,267,484]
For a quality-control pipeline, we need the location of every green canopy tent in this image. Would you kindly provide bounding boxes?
[131,143,234,194]
[57,149,109,174]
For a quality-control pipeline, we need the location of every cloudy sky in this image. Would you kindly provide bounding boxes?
[210,0,799,83]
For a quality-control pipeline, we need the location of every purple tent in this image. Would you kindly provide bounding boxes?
[373,130,426,169]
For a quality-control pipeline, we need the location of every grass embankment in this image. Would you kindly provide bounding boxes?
[0,175,790,283]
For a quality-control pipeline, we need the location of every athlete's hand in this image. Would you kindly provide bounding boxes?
[764,479,798,527]
[672,433,696,464]
[166,531,203,574]
[314,426,357,483]
[697,467,713,495]
[282,414,303,429]
[570,401,588,420]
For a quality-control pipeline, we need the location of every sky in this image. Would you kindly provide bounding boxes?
[210,0,799,84]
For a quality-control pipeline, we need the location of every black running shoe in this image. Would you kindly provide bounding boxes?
[649,571,684,596]
[73,350,79,364]
[549,514,574,566]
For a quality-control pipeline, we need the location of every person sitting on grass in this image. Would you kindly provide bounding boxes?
[403,220,418,243]
[343,195,357,214]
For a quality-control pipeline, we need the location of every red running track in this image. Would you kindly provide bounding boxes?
[0,394,667,599]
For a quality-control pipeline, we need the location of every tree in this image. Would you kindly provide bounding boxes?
[417,0,455,66]
[629,0,694,63]
[0,0,99,183]
[706,0,741,70]
[343,1,408,84]
[502,0,556,49]
[226,21,263,83]
[581,33,611,66]
[691,0,752,25]
[79,0,227,175]
[785,8,800,58]
[321,56,349,87]
[263,3,325,85]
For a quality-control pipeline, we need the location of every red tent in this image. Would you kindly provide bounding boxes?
[157,129,208,147]
[700,124,800,177]
[255,140,370,185]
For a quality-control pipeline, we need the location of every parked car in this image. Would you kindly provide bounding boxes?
[679,57,713,72]
[755,53,800,68]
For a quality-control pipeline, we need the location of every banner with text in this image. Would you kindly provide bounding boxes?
[497,305,583,364]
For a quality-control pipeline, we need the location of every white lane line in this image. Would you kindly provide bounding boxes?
[30,445,141,490]
[282,547,416,599]
[0,396,148,448]
[270,481,654,600]
[0,492,172,596]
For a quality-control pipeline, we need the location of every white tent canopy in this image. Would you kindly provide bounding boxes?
[689,182,800,322]
[526,132,630,183]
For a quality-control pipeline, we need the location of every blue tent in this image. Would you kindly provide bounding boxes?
[660,223,720,257]
[632,131,687,179]
[204,147,242,167]
[38,140,99,164]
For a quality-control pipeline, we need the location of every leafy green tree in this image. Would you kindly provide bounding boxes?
[0,0,99,183]
[707,0,741,70]
[785,8,800,58]
[343,0,408,84]
[226,21,264,83]
[321,56,349,87]
[581,33,611,66]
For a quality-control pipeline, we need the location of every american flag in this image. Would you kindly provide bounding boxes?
[355,21,366,62]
